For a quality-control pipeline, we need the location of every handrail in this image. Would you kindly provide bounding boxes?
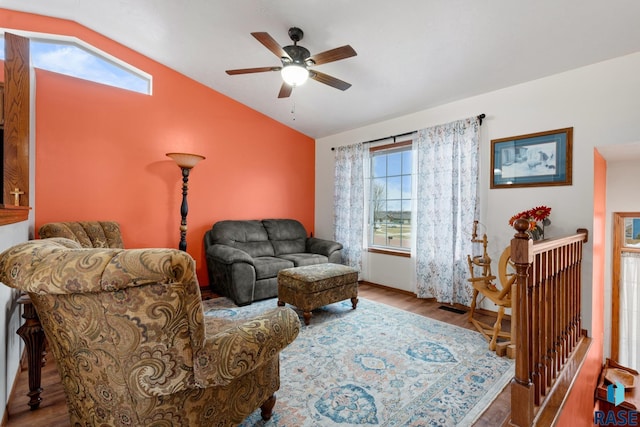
[509,220,589,426]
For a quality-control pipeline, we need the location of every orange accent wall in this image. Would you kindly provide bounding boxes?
[0,9,315,285]
[555,150,606,425]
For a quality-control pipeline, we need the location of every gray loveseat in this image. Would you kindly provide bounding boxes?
[204,219,343,306]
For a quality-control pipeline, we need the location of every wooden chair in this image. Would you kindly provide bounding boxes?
[467,222,516,351]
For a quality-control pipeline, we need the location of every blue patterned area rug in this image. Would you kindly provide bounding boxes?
[203,297,514,427]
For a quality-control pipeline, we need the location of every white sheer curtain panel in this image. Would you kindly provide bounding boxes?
[333,143,365,273]
[620,252,640,370]
[413,117,480,305]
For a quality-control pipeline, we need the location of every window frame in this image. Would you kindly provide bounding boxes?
[367,140,413,257]
[610,212,640,362]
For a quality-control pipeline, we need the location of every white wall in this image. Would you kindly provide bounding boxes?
[0,222,31,416]
[602,157,640,359]
[316,52,640,334]
[0,66,36,420]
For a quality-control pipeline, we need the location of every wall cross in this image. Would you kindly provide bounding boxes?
[10,188,24,206]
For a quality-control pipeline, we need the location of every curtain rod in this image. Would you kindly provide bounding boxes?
[331,114,485,151]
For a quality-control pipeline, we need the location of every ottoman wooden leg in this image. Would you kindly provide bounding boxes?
[303,311,312,325]
[351,297,359,309]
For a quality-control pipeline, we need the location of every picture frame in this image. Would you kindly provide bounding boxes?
[490,127,573,189]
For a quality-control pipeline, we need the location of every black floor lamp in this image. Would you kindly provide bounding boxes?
[166,152,205,251]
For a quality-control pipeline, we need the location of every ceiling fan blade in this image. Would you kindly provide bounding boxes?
[310,71,352,91]
[251,32,291,60]
[308,45,357,66]
[226,66,281,75]
[278,83,293,98]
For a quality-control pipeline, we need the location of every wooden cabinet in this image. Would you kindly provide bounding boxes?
[1,33,31,220]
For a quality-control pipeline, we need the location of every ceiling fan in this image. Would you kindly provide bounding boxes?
[225,27,357,98]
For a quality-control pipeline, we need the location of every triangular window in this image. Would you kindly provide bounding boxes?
[0,32,151,95]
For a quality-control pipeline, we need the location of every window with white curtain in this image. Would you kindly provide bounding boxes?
[619,252,640,370]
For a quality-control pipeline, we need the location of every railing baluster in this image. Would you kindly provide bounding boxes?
[540,254,551,395]
[563,246,569,364]
[548,249,557,383]
[558,246,566,366]
[542,250,552,392]
[532,253,542,404]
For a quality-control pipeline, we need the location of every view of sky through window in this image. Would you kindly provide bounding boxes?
[369,146,413,250]
[0,35,150,94]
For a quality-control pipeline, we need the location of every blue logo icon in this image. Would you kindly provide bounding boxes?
[607,381,625,407]
[595,381,638,425]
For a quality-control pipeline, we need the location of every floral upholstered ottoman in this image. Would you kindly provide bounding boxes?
[277,263,358,325]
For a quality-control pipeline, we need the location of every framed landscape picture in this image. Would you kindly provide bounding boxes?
[491,127,573,189]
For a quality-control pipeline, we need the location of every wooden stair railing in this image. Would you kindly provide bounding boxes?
[509,219,590,426]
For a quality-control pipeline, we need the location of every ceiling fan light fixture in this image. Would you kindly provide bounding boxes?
[226,28,356,98]
[281,64,309,86]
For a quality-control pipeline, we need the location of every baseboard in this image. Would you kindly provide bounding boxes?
[358,280,510,320]
[4,347,27,424]
[358,280,417,297]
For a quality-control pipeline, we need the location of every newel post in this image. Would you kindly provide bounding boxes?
[510,218,535,426]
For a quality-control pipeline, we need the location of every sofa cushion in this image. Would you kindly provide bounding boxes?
[253,256,294,280]
[262,219,307,255]
[208,220,274,258]
[278,253,329,267]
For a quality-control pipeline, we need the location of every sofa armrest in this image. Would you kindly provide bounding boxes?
[206,244,254,265]
[194,307,300,386]
[306,237,343,256]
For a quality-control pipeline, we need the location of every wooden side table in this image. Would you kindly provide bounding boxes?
[16,293,46,410]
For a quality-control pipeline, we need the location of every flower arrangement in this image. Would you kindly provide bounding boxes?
[508,205,551,240]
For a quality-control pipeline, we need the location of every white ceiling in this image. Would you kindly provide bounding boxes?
[597,142,640,162]
[1,0,640,139]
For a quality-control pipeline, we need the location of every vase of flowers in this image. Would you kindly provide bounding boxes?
[509,205,551,240]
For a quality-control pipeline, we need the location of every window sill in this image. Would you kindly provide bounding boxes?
[367,247,411,258]
[0,205,31,226]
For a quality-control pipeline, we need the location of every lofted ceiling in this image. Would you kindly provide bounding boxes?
[1,0,640,139]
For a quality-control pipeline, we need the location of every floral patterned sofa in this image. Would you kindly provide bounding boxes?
[0,238,300,426]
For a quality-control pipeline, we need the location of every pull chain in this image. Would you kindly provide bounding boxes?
[290,88,296,121]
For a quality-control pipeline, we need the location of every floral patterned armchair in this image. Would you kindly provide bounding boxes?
[0,238,300,426]
[38,220,125,248]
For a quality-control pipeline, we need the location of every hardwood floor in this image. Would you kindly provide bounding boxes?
[4,283,510,426]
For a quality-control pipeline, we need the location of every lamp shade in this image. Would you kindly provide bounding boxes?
[281,64,309,86]
[166,152,205,169]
